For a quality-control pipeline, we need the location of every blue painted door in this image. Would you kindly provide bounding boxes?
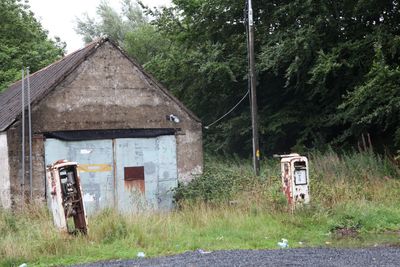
[157,136,178,210]
[67,140,114,215]
[115,136,177,213]
[45,135,177,215]
[45,139,68,209]
[45,139,114,215]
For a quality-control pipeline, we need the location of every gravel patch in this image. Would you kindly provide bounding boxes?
[74,247,400,267]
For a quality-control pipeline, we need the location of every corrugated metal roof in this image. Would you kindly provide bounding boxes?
[0,38,200,132]
[0,39,102,131]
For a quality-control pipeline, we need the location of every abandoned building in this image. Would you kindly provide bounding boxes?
[0,38,203,214]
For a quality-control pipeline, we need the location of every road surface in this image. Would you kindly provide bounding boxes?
[74,247,400,266]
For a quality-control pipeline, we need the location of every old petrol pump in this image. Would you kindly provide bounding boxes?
[275,154,310,209]
[46,160,88,234]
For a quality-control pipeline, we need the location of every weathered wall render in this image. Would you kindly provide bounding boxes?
[6,41,202,205]
[0,132,11,208]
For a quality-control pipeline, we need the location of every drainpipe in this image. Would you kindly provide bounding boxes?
[27,67,33,201]
[21,67,25,200]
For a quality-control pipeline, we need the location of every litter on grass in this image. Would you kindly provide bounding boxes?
[197,249,212,254]
[278,238,289,248]
[137,252,146,258]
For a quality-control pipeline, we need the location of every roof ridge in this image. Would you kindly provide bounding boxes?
[0,37,200,131]
[1,38,106,91]
[0,38,107,131]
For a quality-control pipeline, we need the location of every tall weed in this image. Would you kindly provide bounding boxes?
[175,151,399,208]
[1,151,400,266]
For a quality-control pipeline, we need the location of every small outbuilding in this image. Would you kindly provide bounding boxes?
[0,38,203,214]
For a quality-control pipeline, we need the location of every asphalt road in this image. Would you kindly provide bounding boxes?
[75,247,400,267]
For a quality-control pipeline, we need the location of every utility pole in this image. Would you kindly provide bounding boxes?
[247,0,260,175]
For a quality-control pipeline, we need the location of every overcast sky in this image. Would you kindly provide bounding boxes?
[29,0,171,53]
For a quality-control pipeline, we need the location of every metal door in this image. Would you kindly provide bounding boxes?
[68,140,114,215]
[157,135,178,210]
[45,135,177,215]
[45,139,114,215]
[45,139,68,209]
[115,135,177,213]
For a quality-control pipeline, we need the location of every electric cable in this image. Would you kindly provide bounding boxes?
[204,2,252,130]
[204,90,250,129]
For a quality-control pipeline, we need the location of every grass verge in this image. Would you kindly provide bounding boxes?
[1,151,400,266]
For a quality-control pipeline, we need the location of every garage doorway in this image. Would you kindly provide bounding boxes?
[44,130,177,214]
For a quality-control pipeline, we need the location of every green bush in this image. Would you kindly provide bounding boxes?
[173,156,273,204]
[174,151,400,211]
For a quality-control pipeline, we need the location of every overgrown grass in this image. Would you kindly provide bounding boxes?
[1,151,400,266]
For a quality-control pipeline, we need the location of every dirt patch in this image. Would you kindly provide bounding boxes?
[334,227,359,238]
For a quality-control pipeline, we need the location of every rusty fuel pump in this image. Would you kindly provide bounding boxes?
[46,160,88,234]
[274,153,310,210]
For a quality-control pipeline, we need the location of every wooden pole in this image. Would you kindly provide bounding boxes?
[248,0,260,175]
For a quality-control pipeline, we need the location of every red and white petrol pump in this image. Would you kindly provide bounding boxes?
[276,153,310,210]
[46,160,88,234]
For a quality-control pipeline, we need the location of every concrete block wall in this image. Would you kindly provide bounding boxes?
[5,41,203,204]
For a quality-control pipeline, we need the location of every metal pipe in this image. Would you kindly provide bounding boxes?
[21,67,25,198]
[27,67,33,201]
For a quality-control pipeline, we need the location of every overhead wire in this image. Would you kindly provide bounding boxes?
[204,3,251,130]
[204,90,250,129]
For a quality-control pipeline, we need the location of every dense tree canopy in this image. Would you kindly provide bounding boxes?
[0,0,65,91]
[75,0,167,65]
[76,0,400,156]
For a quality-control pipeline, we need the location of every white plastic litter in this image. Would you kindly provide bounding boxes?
[197,249,212,254]
[137,252,146,258]
[277,238,289,248]
[19,264,28,267]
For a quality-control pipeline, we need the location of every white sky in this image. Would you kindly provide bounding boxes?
[29,0,171,53]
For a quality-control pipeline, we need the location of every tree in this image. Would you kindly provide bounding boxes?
[338,43,400,149]
[150,0,400,154]
[0,0,65,91]
[76,0,400,155]
[74,0,162,65]
[256,0,400,153]
[144,0,252,154]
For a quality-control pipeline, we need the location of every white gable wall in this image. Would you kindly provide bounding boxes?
[0,132,11,209]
